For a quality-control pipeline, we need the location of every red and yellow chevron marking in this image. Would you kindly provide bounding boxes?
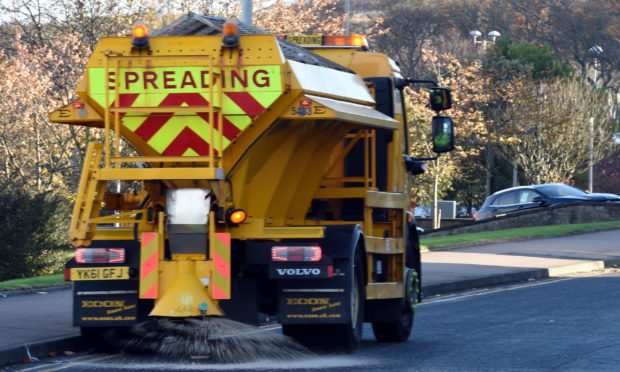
[88,66,283,156]
[139,232,159,299]
[211,233,231,300]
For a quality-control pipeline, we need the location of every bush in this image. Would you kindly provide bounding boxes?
[0,186,70,281]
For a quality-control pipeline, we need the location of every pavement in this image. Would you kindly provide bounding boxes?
[1,228,619,366]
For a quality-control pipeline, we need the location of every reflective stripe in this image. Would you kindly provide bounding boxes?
[139,232,159,299]
[211,233,231,299]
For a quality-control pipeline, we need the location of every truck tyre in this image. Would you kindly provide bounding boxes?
[371,269,418,342]
[329,249,365,352]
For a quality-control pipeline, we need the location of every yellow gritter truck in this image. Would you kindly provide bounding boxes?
[50,13,454,352]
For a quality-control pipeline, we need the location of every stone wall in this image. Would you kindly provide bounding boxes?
[421,202,620,238]
[415,218,472,231]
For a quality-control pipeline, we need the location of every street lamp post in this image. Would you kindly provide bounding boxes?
[242,0,252,25]
[470,30,508,190]
[469,30,501,51]
[587,45,602,192]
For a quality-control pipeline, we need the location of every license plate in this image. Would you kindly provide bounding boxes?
[71,267,130,281]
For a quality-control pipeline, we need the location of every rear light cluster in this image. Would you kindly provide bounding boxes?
[271,246,322,262]
[76,248,126,264]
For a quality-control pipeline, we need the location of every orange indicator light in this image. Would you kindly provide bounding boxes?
[227,209,247,224]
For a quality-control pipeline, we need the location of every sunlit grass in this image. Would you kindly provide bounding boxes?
[0,273,66,290]
[421,220,620,250]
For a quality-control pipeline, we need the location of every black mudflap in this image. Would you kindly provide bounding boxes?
[69,240,150,328]
[74,293,142,327]
[277,259,352,325]
[279,290,349,324]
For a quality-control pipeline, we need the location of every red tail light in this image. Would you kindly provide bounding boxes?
[271,246,322,262]
[473,212,479,220]
[64,268,71,281]
[76,248,125,264]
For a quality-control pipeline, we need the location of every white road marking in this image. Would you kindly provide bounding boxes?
[421,269,614,305]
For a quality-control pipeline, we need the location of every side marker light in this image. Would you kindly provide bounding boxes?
[227,209,247,224]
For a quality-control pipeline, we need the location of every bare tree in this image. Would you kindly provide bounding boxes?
[501,78,615,185]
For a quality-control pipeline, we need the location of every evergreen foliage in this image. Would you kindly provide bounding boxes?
[490,37,572,80]
[0,186,70,281]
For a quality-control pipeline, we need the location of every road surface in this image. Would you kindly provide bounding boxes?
[8,269,620,371]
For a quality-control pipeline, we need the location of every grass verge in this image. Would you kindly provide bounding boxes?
[0,273,66,291]
[421,220,620,250]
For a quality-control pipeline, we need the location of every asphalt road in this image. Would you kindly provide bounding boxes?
[8,269,620,372]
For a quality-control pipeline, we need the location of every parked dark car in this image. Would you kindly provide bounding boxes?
[474,184,620,221]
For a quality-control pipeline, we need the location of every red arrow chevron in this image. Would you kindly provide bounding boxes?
[162,126,213,156]
[133,93,241,143]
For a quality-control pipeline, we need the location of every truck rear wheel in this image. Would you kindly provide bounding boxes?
[328,251,364,352]
[372,269,418,342]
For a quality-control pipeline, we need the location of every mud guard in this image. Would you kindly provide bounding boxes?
[277,224,366,324]
[67,240,152,327]
[406,222,423,303]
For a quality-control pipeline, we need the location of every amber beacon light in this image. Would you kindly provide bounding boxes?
[222,22,240,48]
[131,21,150,50]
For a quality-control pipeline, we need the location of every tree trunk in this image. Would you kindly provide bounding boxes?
[485,148,494,197]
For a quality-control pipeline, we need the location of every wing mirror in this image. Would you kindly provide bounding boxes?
[429,87,452,112]
[431,116,454,153]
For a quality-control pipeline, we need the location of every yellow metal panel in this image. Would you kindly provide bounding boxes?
[96,167,224,180]
[48,99,103,127]
[112,156,214,164]
[281,95,399,130]
[91,228,134,240]
[365,282,404,300]
[308,50,355,70]
[313,50,395,78]
[365,190,407,209]
[364,236,405,254]
[231,223,325,239]
[171,254,207,260]
[266,120,350,223]
[84,35,285,69]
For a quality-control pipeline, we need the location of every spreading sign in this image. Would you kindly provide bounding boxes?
[88,66,283,156]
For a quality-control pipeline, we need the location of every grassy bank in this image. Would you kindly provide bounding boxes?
[420,220,620,250]
[0,273,65,291]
